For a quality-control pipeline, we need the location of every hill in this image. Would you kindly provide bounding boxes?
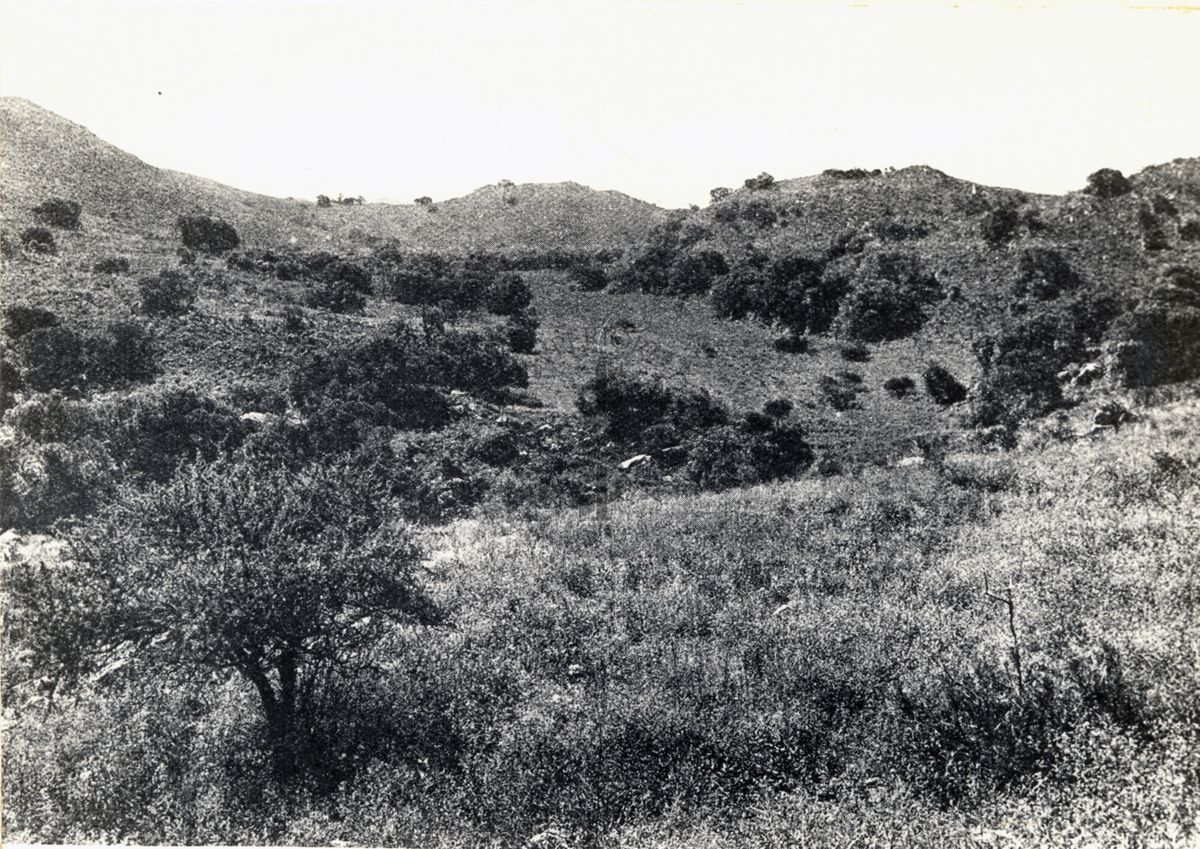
[0,97,667,254]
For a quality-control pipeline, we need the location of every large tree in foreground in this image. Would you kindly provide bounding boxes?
[6,460,441,782]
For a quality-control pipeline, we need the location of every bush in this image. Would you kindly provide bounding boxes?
[980,204,1020,246]
[504,310,539,354]
[485,274,533,316]
[1013,248,1081,300]
[93,256,131,275]
[1084,168,1132,199]
[743,172,775,191]
[818,373,865,411]
[666,251,728,296]
[923,362,967,406]
[840,341,870,361]
[3,305,61,339]
[884,375,916,398]
[1138,205,1169,251]
[5,459,441,784]
[740,198,778,228]
[709,186,732,203]
[1107,302,1200,387]
[86,320,159,385]
[20,226,57,255]
[32,198,82,229]
[9,326,86,392]
[823,168,880,180]
[570,263,608,292]
[577,370,728,445]
[305,279,366,314]
[176,214,240,254]
[1179,218,1200,242]
[139,270,199,315]
[834,253,941,342]
[317,194,332,207]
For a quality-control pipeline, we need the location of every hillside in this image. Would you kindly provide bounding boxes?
[0,97,667,253]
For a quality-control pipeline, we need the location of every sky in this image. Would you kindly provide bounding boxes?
[1,0,1198,209]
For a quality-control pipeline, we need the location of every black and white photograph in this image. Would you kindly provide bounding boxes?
[1,1,1198,846]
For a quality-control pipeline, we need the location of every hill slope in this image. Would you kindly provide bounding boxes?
[0,97,667,253]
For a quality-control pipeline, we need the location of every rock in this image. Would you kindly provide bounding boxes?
[238,411,274,429]
[896,456,926,468]
[1073,361,1103,385]
[618,454,652,470]
[1094,401,1136,428]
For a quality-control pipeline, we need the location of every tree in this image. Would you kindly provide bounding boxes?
[1084,168,1132,199]
[6,461,442,782]
[316,194,332,208]
[709,187,732,204]
[32,197,82,230]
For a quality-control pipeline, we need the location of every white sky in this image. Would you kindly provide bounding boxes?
[1,1,1197,208]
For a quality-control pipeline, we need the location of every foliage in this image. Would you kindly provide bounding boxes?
[93,256,130,274]
[1013,248,1081,300]
[884,375,916,398]
[980,204,1020,246]
[1084,168,1132,199]
[32,197,82,229]
[1106,267,1200,386]
[484,273,533,316]
[834,252,941,342]
[503,309,539,354]
[5,460,441,782]
[569,262,608,292]
[4,304,62,339]
[19,226,57,254]
[922,362,968,406]
[139,269,199,316]
[176,214,240,254]
[743,171,775,190]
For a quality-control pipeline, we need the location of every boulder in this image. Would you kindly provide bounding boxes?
[238,411,275,429]
[896,456,926,468]
[618,454,652,471]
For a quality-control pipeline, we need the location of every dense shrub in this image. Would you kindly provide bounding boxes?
[569,263,608,292]
[884,375,916,398]
[823,168,880,180]
[743,172,775,190]
[9,326,85,392]
[92,256,131,274]
[818,373,866,411]
[5,459,441,783]
[980,204,1020,246]
[504,310,539,354]
[484,274,533,316]
[683,420,813,490]
[99,385,244,482]
[740,198,778,228]
[666,251,728,296]
[840,341,870,362]
[923,362,968,406]
[3,305,61,339]
[1179,218,1200,242]
[577,370,728,445]
[139,270,199,315]
[86,320,159,385]
[709,186,732,203]
[1013,248,1081,300]
[176,214,240,254]
[19,226,57,255]
[32,198,82,229]
[305,279,366,314]
[1084,168,1132,199]
[834,252,941,342]
[1138,205,1169,251]
[1107,298,1200,387]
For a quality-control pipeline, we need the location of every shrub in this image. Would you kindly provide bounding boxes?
[1107,302,1200,387]
[1138,205,1169,251]
[139,270,199,315]
[840,341,870,361]
[20,226,57,255]
[305,279,366,314]
[818,373,865,411]
[923,362,967,406]
[763,398,794,420]
[317,194,332,207]
[92,256,130,274]
[5,460,441,783]
[3,304,61,339]
[1013,248,1081,300]
[176,214,240,254]
[9,326,85,392]
[666,251,728,296]
[884,375,916,398]
[485,274,533,316]
[504,310,539,354]
[1084,168,1132,199]
[980,204,1020,246]
[740,198,778,228]
[1179,218,1200,242]
[743,172,775,191]
[32,198,82,229]
[99,385,244,482]
[709,186,732,203]
[823,168,880,180]
[570,263,608,292]
[86,320,159,385]
[834,253,941,342]
[577,370,728,445]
